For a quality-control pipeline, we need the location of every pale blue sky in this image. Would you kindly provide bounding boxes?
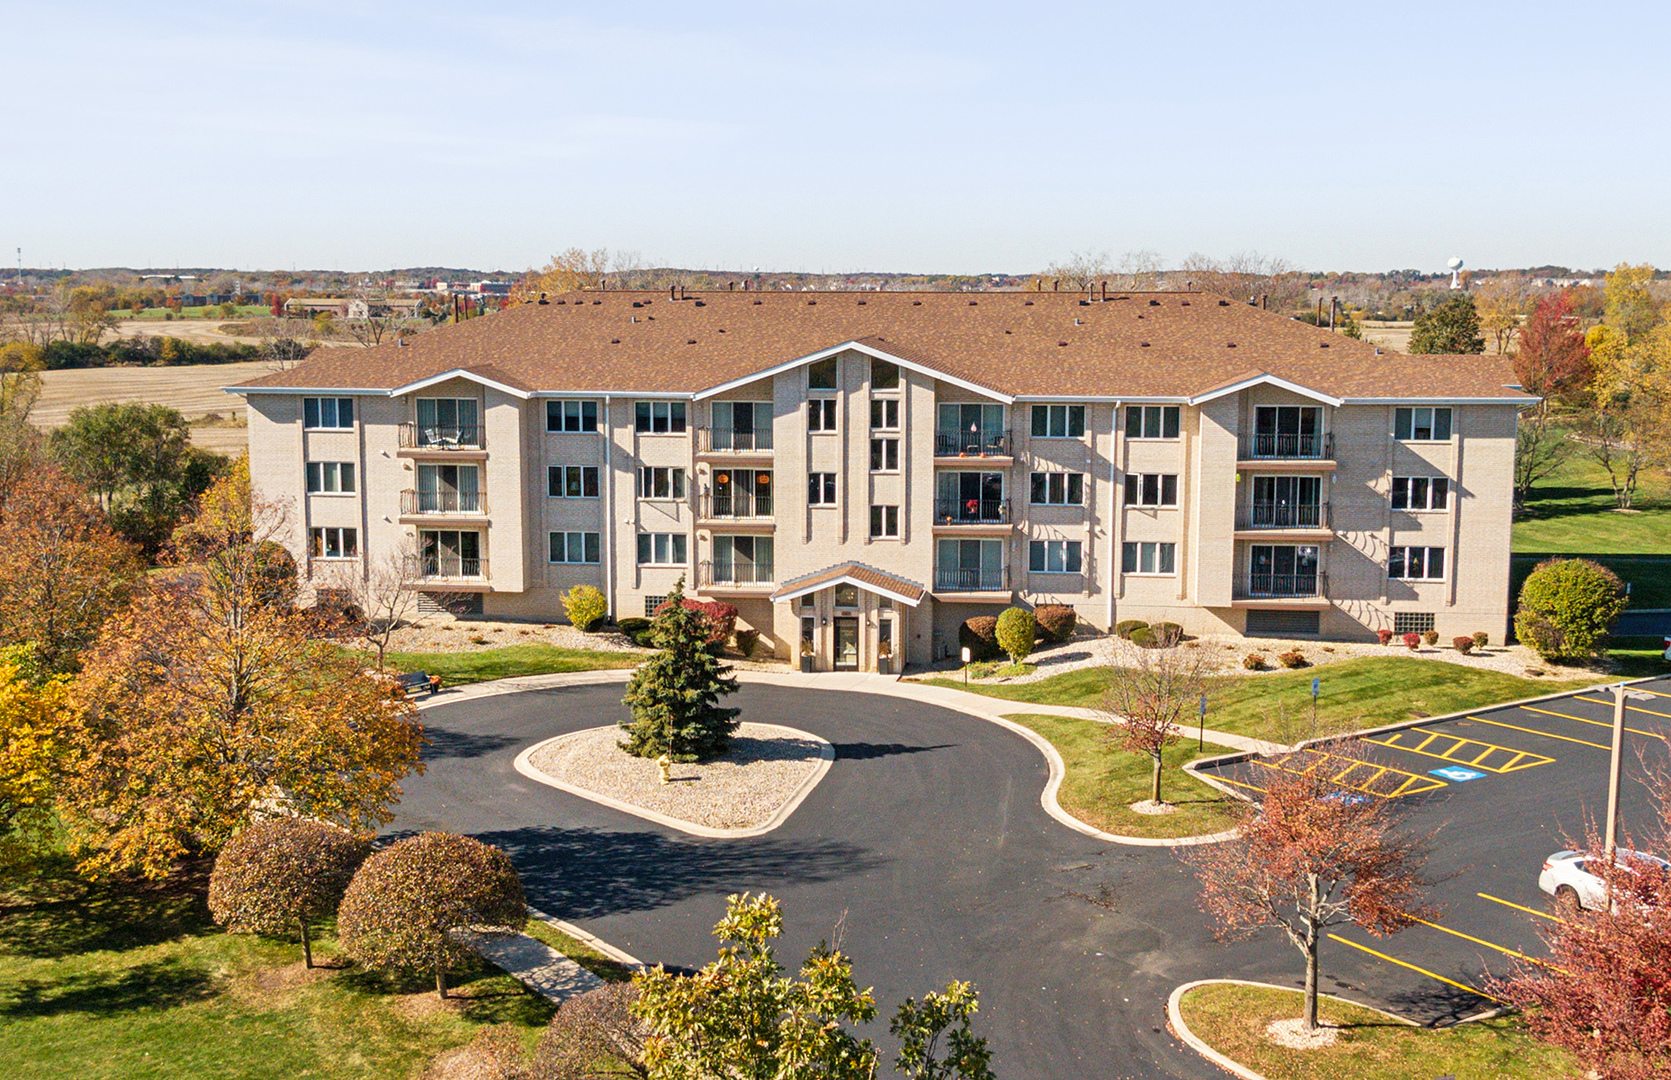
[7,1,1668,273]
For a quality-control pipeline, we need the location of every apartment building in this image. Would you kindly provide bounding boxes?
[231,289,1532,672]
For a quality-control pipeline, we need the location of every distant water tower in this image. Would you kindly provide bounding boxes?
[1447,256,1464,290]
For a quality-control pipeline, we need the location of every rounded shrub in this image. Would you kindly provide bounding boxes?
[958,616,1001,661]
[1115,619,1148,640]
[995,607,1037,664]
[561,585,609,632]
[208,819,368,968]
[1243,653,1268,671]
[1033,604,1078,645]
[531,983,646,1079]
[1453,636,1475,655]
[337,832,526,997]
[1153,621,1184,645]
[1515,558,1627,660]
[1403,632,1422,650]
[735,628,760,657]
[617,616,652,645]
[1471,630,1490,649]
[1377,628,1395,646]
[1277,649,1307,669]
[1128,626,1156,648]
[1422,629,1440,646]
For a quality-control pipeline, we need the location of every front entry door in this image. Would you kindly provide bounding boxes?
[833,618,860,671]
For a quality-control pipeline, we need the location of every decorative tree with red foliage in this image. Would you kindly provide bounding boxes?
[1189,762,1434,1031]
[1516,292,1594,402]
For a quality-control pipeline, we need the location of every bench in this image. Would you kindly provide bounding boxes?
[395,671,441,697]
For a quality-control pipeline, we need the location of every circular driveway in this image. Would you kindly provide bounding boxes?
[393,680,1250,1079]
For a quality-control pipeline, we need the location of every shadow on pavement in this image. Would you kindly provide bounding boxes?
[830,741,952,761]
[420,726,523,761]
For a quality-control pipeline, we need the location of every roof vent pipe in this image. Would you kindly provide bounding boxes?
[669,285,676,300]
[1052,279,1059,291]
[728,281,735,291]
[1100,280,1107,302]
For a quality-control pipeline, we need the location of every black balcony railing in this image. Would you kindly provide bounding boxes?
[933,566,1009,592]
[399,423,483,450]
[933,497,1010,525]
[401,489,487,515]
[699,426,774,452]
[404,555,488,580]
[700,492,774,519]
[1237,432,1334,460]
[1236,501,1330,530]
[1241,571,1327,598]
[934,429,1012,458]
[699,559,774,587]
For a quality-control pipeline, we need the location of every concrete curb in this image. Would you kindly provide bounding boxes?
[512,723,836,840]
[526,906,649,971]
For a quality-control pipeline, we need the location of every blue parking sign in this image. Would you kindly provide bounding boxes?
[1429,766,1485,783]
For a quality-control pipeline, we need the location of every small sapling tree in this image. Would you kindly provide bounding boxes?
[619,577,740,762]
[1103,630,1216,806]
[208,818,369,967]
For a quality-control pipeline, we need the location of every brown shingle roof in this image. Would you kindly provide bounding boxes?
[769,561,926,606]
[233,290,1532,403]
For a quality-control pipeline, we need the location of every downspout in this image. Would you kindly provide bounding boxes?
[1107,401,1121,631]
[602,395,615,621]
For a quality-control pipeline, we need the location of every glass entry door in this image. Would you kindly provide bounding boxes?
[833,617,860,670]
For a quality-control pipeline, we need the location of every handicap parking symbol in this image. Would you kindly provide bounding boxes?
[1429,766,1485,783]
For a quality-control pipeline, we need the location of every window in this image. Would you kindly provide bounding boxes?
[549,531,601,564]
[935,538,1003,591]
[801,615,816,653]
[809,399,837,432]
[306,461,356,493]
[419,530,480,576]
[1393,611,1436,635]
[1394,406,1452,441]
[644,595,667,617]
[303,397,354,429]
[870,398,899,430]
[634,401,687,433]
[415,398,478,444]
[636,533,688,565]
[871,358,899,390]
[808,357,838,390]
[415,463,480,512]
[548,465,599,498]
[1124,473,1178,507]
[800,592,816,610]
[1388,546,1446,581]
[1125,405,1180,440]
[870,438,899,472]
[808,472,837,505]
[547,400,599,433]
[1031,404,1085,438]
[712,536,773,584]
[1030,472,1085,506]
[638,466,687,500]
[1391,476,1450,510]
[833,583,859,607]
[711,469,772,516]
[308,526,358,559]
[936,403,1006,456]
[1029,539,1083,574]
[1121,541,1176,575]
[936,471,1004,522]
[710,401,771,450]
[870,504,899,538]
[1250,405,1322,458]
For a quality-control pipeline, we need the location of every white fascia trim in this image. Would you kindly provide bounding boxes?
[1014,395,1186,403]
[389,369,532,400]
[531,390,694,399]
[1342,396,1536,405]
[227,386,392,396]
[773,574,924,608]
[1188,374,1343,408]
[694,341,1014,404]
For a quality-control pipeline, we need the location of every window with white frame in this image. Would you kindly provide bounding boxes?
[1394,406,1452,441]
[870,438,899,472]
[1124,473,1178,506]
[1389,546,1446,580]
[306,461,356,493]
[809,399,837,432]
[308,526,358,559]
[712,535,773,584]
[1125,405,1180,440]
[1391,476,1450,510]
[808,472,837,505]
[870,504,899,538]
[549,531,601,564]
[1122,541,1176,575]
[1030,472,1084,506]
[635,401,687,433]
[710,401,770,450]
[1031,404,1085,438]
[636,533,688,565]
[548,465,599,498]
[1029,539,1083,574]
[638,466,687,500]
[547,400,599,433]
[303,397,354,429]
[870,398,899,430]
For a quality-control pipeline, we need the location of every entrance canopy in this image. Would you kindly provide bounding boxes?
[770,561,925,608]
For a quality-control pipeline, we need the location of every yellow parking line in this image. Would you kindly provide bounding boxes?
[1523,704,1657,739]
[1209,775,1268,796]
[1476,892,1563,924]
[1575,695,1671,721]
[1326,934,1504,1004]
[1469,716,1609,750]
[1258,749,1448,799]
[1363,730,1553,774]
[1410,916,1544,964]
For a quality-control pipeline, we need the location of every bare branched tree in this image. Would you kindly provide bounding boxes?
[1179,251,1307,310]
[1115,249,1166,291]
[257,318,314,371]
[1043,250,1112,293]
[324,540,425,672]
[1102,632,1220,805]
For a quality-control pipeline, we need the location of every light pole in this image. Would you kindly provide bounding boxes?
[1605,683,1656,859]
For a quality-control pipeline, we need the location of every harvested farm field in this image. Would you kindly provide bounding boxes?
[34,360,272,454]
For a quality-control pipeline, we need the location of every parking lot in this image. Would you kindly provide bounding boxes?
[1194,673,1671,1022]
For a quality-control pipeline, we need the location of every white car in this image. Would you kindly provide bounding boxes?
[1538,848,1671,911]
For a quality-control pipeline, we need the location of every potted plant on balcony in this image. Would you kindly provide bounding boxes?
[800,638,816,673]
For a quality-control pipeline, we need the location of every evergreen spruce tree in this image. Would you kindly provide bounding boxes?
[620,577,740,762]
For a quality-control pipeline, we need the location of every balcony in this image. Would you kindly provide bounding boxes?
[698,492,774,521]
[399,423,483,450]
[698,559,775,589]
[1235,501,1331,531]
[698,426,773,454]
[401,489,487,516]
[403,555,489,582]
[933,566,1009,593]
[1236,432,1334,462]
[933,497,1011,527]
[1234,571,1328,601]
[933,429,1012,460]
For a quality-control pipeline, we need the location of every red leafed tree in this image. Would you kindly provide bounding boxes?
[1189,762,1434,1031]
[1515,292,1593,401]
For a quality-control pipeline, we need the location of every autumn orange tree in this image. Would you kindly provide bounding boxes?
[60,465,423,878]
[0,645,74,875]
[1103,631,1216,806]
[1189,762,1434,1032]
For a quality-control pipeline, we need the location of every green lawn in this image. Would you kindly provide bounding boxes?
[519,920,634,983]
[920,657,1603,741]
[374,644,641,687]
[1008,715,1243,839]
[1514,430,1671,554]
[1510,554,1671,609]
[120,306,272,320]
[1177,982,1573,1080]
[0,858,553,1080]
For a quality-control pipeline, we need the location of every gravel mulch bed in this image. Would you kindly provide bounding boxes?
[526,722,828,830]
[386,613,648,655]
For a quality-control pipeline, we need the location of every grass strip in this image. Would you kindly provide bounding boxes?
[518,919,636,983]
[371,644,640,687]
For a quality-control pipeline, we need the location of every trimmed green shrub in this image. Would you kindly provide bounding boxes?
[561,585,608,631]
[735,628,760,657]
[1515,558,1627,660]
[617,616,651,639]
[1033,604,1078,644]
[208,819,368,968]
[622,579,740,762]
[1454,636,1475,654]
[1422,629,1440,646]
[1129,626,1156,648]
[338,832,526,997]
[995,607,1036,664]
[958,616,1001,661]
[1115,619,1148,640]
[1471,630,1490,649]
[1153,621,1184,644]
